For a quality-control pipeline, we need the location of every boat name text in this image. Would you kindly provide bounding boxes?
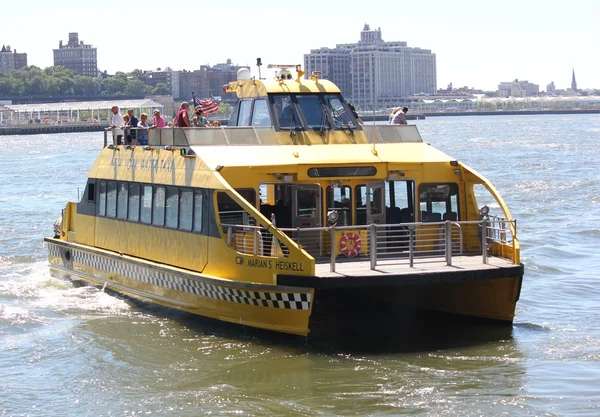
[110,157,173,173]
[246,258,305,272]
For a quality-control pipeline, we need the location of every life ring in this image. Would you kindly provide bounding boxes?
[340,232,362,258]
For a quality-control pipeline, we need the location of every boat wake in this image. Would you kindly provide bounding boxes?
[0,260,131,334]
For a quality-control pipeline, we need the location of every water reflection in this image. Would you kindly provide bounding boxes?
[71,300,526,416]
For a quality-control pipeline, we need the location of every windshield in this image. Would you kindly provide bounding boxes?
[269,93,358,131]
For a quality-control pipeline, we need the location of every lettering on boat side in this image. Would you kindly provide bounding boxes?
[246,258,305,272]
[109,157,173,173]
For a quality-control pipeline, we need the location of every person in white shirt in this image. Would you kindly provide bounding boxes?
[391,107,409,125]
[108,106,124,144]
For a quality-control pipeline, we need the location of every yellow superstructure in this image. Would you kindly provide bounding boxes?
[46,67,523,340]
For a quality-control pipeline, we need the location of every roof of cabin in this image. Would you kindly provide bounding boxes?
[190,143,454,171]
[226,78,341,98]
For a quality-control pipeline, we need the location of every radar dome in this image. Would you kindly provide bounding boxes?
[237,68,252,81]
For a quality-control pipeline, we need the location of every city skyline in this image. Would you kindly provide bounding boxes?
[1,0,598,91]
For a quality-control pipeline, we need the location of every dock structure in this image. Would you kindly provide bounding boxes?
[0,99,164,135]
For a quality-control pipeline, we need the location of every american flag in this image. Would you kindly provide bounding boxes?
[192,96,219,115]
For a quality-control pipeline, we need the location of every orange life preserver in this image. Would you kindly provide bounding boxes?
[340,232,362,257]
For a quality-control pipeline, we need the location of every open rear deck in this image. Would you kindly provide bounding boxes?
[314,254,516,278]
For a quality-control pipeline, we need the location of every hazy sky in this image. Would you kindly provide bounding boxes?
[1,0,598,91]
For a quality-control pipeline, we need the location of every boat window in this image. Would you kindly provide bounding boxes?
[106,181,117,218]
[384,180,415,224]
[355,184,383,225]
[251,99,271,127]
[218,192,249,225]
[269,93,358,131]
[237,189,256,207]
[193,190,203,233]
[98,181,106,217]
[307,166,377,178]
[152,186,165,227]
[128,183,140,222]
[472,184,503,219]
[140,185,153,224]
[326,185,352,226]
[229,101,240,127]
[418,183,459,222]
[179,189,193,232]
[296,95,327,129]
[86,182,95,203]
[323,94,356,128]
[117,182,128,220]
[271,95,295,129]
[165,187,179,229]
[238,100,252,127]
[297,188,318,218]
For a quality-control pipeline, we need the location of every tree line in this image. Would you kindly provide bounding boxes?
[0,66,171,98]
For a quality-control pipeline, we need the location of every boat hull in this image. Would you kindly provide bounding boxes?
[46,239,313,336]
[46,239,523,340]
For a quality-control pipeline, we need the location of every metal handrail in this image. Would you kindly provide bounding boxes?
[220,218,517,272]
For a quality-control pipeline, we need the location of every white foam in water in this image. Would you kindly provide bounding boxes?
[0,261,132,319]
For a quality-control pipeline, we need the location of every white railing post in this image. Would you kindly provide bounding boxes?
[330,225,336,273]
[409,226,414,267]
[227,227,233,246]
[445,220,452,266]
[482,218,488,264]
[370,223,377,270]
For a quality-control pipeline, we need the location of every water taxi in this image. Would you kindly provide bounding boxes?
[45,66,523,341]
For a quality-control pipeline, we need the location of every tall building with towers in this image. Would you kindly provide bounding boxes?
[0,45,27,75]
[304,24,437,110]
[571,69,577,91]
[53,33,98,77]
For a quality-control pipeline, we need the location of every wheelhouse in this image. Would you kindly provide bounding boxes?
[228,93,361,131]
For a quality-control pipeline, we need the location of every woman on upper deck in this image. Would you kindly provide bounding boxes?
[193,109,208,127]
[137,113,149,145]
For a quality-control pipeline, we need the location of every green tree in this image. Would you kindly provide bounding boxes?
[152,83,170,95]
[125,79,146,96]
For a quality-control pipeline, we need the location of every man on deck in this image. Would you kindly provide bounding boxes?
[174,102,190,127]
[391,107,409,125]
[107,106,124,144]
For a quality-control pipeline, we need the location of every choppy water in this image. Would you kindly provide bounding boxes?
[1,114,599,416]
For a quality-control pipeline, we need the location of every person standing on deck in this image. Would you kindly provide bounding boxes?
[174,102,190,127]
[107,106,124,144]
[149,109,165,129]
[126,109,139,144]
[391,107,409,125]
[137,113,149,145]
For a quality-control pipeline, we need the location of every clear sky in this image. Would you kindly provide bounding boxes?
[1,0,598,91]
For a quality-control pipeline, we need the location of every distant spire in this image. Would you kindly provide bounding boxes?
[571,69,577,91]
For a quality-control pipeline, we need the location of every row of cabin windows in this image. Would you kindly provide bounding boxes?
[95,180,204,233]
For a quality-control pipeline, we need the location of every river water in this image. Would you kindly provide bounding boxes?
[1,114,599,416]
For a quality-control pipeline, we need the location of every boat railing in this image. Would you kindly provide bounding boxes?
[220,218,517,272]
[103,125,424,147]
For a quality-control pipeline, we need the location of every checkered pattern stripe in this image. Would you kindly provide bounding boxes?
[49,244,311,310]
[48,244,61,258]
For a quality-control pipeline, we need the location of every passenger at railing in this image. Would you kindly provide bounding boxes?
[137,113,149,145]
[119,114,131,144]
[388,107,400,124]
[107,105,124,144]
[391,107,409,125]
[174,102,191,127]
[193,109,208,127]
[149,109,165,129]
[211,120,221,127]
[126,109,138,144]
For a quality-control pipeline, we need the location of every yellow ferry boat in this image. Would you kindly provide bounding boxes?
[45,66,523,340]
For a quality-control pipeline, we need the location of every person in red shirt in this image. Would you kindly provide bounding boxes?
[174,102,191,127]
